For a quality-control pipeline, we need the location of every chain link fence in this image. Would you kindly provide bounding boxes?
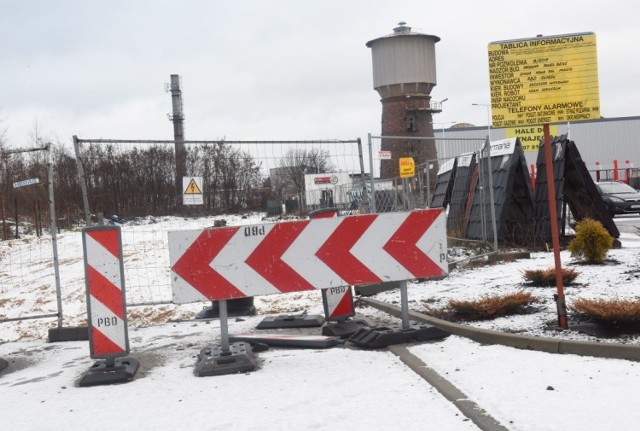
[0,143,67,337]
[1,133,500,340]
[71,137,366,308]
[365,134,497,264]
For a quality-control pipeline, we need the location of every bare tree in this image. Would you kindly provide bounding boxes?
[276,147,335,194]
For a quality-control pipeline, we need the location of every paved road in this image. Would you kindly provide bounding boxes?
[613,213,640,234]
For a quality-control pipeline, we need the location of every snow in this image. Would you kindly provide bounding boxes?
[1,213,640,430]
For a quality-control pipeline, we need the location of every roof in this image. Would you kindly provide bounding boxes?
[366,22,440,47]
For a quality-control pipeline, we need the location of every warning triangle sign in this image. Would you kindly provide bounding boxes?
[184,178,202,194]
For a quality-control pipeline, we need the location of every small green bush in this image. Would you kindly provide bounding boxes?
[571,298,640,328]
[522,267,579,286]
[448,290,536,321]
[567,218,613,263]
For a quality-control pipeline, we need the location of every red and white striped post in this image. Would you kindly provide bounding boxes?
[80,225,138,386]
[322,286,355,322]
[83,225,129,358]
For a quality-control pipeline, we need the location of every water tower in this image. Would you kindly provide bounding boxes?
[366,22,441,183]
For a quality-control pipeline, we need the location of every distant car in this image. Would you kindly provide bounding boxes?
[595,181,640,216]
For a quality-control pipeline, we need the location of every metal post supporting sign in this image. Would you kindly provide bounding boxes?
[194,298,257,377]
[543,125,568,328]
[79,225,139,386]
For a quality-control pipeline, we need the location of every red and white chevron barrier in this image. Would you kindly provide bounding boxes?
[83,226,130,358]
[169,209,447,303]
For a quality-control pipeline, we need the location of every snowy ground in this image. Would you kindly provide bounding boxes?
[1,212,640,430]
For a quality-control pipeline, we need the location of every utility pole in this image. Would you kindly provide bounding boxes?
[169,74,186,212]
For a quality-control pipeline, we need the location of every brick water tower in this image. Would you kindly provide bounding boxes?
[366,22,441,183]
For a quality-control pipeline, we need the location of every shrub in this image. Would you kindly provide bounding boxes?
[522,267,579,286]
[570,298,640,328]
[567,218,613,263]
[448,290,536,321]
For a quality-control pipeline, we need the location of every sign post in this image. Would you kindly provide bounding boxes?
[79,225,139,386]
[12,178,40,239]
[488,32,600,329]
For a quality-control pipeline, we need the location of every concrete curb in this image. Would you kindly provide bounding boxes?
[361,297,640,361]
[388,345,509,431]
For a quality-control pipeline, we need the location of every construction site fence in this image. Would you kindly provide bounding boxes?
[1,134,498,336]
[365,134,498,258]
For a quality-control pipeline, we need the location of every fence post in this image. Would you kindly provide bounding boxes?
[484,139,498,251]
[368,133,376,213]
[47,143,64,329]
[477,148,486,242]
[73,135,92,226]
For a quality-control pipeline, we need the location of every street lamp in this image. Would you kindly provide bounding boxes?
[472,103,491,141]
[437,98,448,115]
[472,102,498,252]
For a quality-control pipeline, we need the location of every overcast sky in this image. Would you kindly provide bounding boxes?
[2,0,638,148]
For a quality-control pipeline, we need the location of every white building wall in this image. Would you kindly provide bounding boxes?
[304,172,353,207]
[439,116,640,172]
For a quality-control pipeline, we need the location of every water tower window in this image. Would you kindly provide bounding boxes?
[406,111,417,132]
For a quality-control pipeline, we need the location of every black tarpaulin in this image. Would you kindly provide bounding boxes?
[430,157,457,208]
[465,138,535,244]
[534,135,619,242]
[446,152,476,238]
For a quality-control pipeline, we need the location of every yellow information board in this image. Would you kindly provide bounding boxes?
[399,157,415,178]
[488,32,600,128]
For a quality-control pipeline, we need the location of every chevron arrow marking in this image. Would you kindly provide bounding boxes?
[171,227,245,300]
[315,214,382,285]
[245,220,315,293]
[383,209,447,278]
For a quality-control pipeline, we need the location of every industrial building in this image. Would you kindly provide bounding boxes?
[438,116,640,187]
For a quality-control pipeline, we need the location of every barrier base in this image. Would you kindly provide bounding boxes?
[0,358,8,373]
[348,323,450,349]
[195,342,257,377]
[196,298,256,319]
[256,313,325,329]
[78,357,139,387]
[48,326,89,342]
[354,281,401,297]
[322,319,371,338]
[229,334,341,349]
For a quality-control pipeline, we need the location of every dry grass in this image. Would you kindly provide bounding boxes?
[570,298,640,328]
[447,290,536,321]
[522,267,579,286]
[128,306,185,326]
